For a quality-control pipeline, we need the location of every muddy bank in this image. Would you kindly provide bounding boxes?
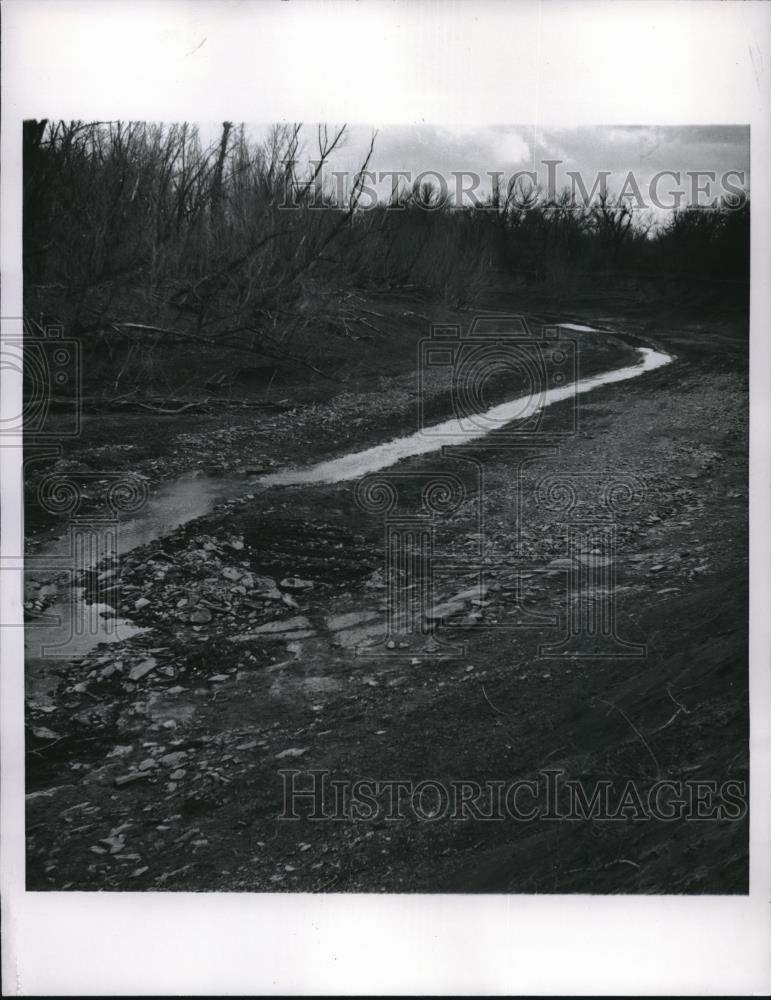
[25,305,748,893]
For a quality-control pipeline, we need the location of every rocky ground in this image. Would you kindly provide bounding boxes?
[24,297,749,893]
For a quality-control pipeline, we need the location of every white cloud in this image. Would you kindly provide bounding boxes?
[492,129,530,165]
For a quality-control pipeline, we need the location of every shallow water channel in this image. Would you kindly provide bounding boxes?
[25,335,672,675]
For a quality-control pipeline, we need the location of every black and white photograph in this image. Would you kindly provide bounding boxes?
[21,119,752,895]
[2,1,770,995]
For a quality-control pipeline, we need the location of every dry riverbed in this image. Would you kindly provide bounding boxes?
[25,306,749,893]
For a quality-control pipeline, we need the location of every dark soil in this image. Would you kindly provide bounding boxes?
[25,288,749,893]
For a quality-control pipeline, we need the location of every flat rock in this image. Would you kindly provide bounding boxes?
[26,785,74,803]
[451,584,489,602]
[250,575,283,600]
[275,746,309,760]
[31,726,60,740]
[326,610,380,632]
[235,616,312,639]
[425,600,465,622]
[576,555,613,568]
[279,577,314,591]
[114,772,151,787]
[332,622,384,648]
[128,657,158,681]
[546,558,578,570]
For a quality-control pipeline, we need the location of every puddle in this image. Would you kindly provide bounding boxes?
[557,322,605,333]
[25,471,247,664]
[35,470,247,564]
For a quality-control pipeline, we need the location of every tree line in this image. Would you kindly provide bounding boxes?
[23,120,749,373]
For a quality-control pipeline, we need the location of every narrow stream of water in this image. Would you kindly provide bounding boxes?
[25,336,673,671]
[259,346,671,486]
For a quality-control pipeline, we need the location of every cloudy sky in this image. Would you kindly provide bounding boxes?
[239,123,750,218]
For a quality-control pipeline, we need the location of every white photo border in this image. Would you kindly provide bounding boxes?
[2,0,770,994]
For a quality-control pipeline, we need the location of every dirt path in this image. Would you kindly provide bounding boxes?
[25,310,749,893]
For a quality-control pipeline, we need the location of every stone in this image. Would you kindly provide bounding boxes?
[189,607,212,624]
[279,577,314,591]
[134,597,151,611]
[114,772,151,787]
[326,610,380,632]
[546,558,577,570]
[26,785,74,803]
[128,657,158,682]
[235,616,312,638]
[452,584,489,602]
[243,576,282,600]
[275,746,309,760]
[100,834,126,854]
[161,751,188,768]
[31,726,60,740]
[425,600,465,623]
[332,622,384,648]
[235,739,258,751]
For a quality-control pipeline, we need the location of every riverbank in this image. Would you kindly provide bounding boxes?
[25,294,749,893]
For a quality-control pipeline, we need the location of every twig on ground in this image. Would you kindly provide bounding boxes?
[538,746,566,767]
[136,401,202,414]
[665,684,691,714]
[479,681,505,716]
[652,710,683,734]
[351,315,384,336]
[600,698,661,777]
[650,685,693,735]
